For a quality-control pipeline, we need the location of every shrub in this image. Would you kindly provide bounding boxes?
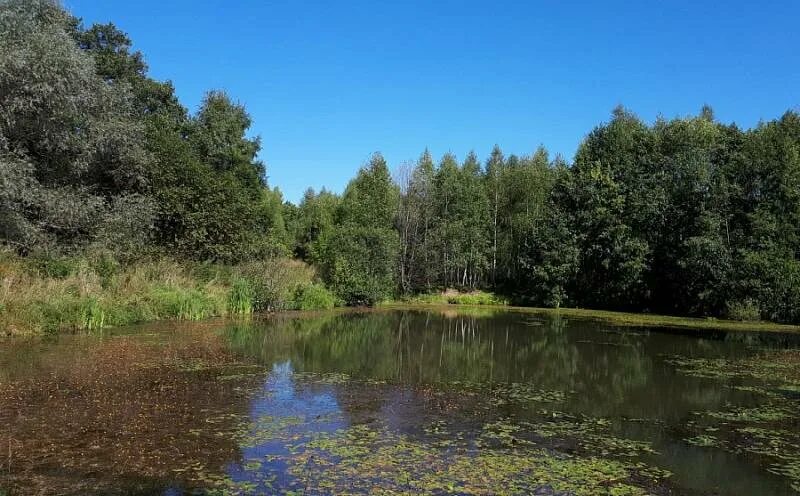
[87,252,120,289]
[25,256,80,279]
[293,283,337,310]
[406,290,509,306]
[726,299,761,322]
[235,259,316,311]
[318,225,398,306]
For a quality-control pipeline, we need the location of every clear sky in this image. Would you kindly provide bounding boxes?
[64,0,800,203]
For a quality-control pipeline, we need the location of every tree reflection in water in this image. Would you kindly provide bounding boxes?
[1,310,799,495]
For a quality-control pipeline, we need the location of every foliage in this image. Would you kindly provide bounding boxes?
[0,249,321,335]
[725,298,761,322]
[314,154,400,305]
[233,258,335,312]
[4,0,800,323]
[319,224,399,305]
[293,283,337,310]
[287,187,340,261]
[0,0,152,255]
[404,290,509,306]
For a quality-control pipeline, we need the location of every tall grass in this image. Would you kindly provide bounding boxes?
[81,297,106,330]
[228,278,254,316]
[0,249,337,336]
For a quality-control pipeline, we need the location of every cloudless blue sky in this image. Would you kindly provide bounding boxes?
[65,0,800,203]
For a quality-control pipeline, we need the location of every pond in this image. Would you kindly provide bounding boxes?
[1,308,800,495]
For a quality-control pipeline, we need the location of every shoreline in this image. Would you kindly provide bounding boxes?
[6,300,800,338]
[380,301,800,334]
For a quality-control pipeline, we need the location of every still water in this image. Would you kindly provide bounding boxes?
[1,308,799,495]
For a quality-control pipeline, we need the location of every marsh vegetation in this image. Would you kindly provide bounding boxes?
[2,308,800,495]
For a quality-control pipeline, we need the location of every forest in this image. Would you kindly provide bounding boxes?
[3,0,800,330]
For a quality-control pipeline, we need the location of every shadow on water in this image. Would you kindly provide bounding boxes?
[1,309,800,494]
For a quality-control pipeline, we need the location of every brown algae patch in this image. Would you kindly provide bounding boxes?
[0,336,674,495]
[0,330,265,495]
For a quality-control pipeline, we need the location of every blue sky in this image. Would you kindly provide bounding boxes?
[65,0,800,203]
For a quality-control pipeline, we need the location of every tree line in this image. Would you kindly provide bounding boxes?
[3,1,800,323]
[291,105,800,326]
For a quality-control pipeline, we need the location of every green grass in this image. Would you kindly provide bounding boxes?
[521,306,800,333]
[150,286,224,321]
[81,297,106,330]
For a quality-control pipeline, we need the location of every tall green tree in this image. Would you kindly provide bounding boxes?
[290,188,340,262]
[396,150,436,293]
[485,145,506,285]
[563,163,649,310]
[0,0,153,254]
[318,154,400,304]
[147,92,277,261]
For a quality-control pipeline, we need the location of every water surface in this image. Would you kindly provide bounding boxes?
[1,308,799,495]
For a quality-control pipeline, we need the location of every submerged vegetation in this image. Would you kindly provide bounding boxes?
[4,310,800,494]
[668,349,800,492]
[0,315,674,495]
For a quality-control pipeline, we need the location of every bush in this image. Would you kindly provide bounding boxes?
[406,290,509,306]
[293,283,337,310]
[319,225,398,306]
[735,249,800,323]
[726,299,761,322]
[446,290,508,306]
[25,256,80,279]
[235,258,316,311]
[88,252,121,288]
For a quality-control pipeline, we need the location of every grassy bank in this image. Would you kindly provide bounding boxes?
[0,251,338,336]
[384,291,800,334]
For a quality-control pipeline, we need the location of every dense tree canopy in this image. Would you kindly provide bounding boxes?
[3,0,800,322]
[0,0,152,254]
[315,154,399,305]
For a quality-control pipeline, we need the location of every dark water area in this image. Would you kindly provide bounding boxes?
[1,308,800,495]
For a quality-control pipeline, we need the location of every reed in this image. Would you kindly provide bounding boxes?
[0,249,338,336]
